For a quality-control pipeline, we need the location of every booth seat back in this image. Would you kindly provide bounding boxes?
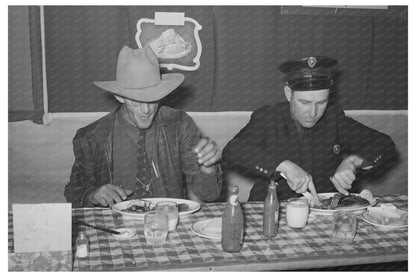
[8,110,407,208]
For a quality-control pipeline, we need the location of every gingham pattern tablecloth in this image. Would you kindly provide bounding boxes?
[8,195,408,271]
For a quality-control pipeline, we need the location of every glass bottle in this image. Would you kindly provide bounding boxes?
[263,181,279,238]
[221,185,244,252]
[75,230,89,258]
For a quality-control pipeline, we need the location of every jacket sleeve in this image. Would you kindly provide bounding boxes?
[178,113,222,202]
[337,107,398,169]
[222,107,283,178]
[64,131,99,208]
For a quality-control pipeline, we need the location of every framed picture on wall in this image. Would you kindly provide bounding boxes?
[136,12,202,71]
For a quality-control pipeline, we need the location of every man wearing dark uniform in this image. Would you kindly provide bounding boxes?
[222,56,397,201]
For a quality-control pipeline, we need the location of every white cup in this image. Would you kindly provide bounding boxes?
[286,198,309,229]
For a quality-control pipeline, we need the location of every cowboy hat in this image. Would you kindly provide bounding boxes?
[94,45,184,102]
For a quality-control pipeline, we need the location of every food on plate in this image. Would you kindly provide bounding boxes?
[178,203,190,212]
[358,189,375,204]
[366,203,408,226]
[121,200,153,213]
[120,200,190,214]
[316,194,370,209]
[121,204,149,213]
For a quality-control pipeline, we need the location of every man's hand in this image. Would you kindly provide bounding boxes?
[276,160,317,194]
[193,137,221,173]
[330,155,363,195]
[90,184,133,207]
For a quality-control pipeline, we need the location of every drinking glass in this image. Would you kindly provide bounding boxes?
[332,210,357,243]
[286,198,309,229]
[155,201,179,232]
[144,211,168,245]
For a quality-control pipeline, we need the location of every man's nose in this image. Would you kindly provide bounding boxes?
[140,103,151,114]
[309,105,317,118]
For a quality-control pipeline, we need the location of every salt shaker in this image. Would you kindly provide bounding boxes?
[75,230,89,258]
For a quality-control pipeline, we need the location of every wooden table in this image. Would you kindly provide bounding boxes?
[8,195,408,271]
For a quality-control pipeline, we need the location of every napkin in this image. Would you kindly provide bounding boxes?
[12,203,72,253]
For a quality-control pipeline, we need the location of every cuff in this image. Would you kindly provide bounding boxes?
[81,186,98,207]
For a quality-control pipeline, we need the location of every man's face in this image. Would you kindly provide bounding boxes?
[286,88,330,128]
[122,99,160,130]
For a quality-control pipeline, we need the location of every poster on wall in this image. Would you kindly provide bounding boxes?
[136,12,202,71]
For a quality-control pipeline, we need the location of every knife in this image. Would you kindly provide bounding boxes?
[75,220,121,235]
[278,172,322,207]
[255,167,322,206]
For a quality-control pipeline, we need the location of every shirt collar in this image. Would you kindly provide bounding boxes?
[292,118,312,138]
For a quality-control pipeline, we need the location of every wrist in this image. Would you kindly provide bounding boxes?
[86,189,99,206]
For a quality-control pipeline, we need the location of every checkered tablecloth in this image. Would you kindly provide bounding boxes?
[8,195,408,271]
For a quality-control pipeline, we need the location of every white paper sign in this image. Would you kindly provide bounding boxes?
[12,203,72,253]
[155,12,185,26]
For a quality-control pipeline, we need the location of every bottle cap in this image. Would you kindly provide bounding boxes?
[228,185,239,194]
[78,230,87,238]
[269,181,277,188]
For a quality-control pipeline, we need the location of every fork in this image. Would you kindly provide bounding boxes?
[328,193,342,210]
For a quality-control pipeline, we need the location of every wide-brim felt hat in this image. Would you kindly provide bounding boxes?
[94,45,184,102]
[279,56,337,91]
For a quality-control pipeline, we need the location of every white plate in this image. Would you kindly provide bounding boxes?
[361,211,408,229]
[112,198,201,220]
[191,218,222,240]
[306,193,376,216]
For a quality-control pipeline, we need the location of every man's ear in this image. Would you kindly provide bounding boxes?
[113,95,125,104]
[284,85,293,102]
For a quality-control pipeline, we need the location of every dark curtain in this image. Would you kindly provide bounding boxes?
[18,6,407,121]
[366,16,407,109]
[28,6,45,123]
[8,6,44,123]
[212,8,375,110]
[44,6,130,112]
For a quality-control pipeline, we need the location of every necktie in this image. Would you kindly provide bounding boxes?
[136,131,152,196]
[300,128,313,175]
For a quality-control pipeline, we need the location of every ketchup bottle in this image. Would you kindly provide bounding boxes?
[263,181,279,238]
[221,185,244,252]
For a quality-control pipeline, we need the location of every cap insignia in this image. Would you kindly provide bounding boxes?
[307,57,317,68]
[332,144,341,155]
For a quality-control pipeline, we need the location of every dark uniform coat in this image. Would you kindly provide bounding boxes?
[222,102,397,201]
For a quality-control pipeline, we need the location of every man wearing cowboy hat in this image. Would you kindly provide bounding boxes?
[222,56,397,203]
[65,45,222,208]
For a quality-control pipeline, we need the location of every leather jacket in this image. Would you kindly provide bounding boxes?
[64,106,222,207]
